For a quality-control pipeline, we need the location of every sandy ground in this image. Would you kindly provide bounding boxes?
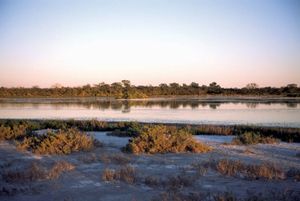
[0,133,300,201]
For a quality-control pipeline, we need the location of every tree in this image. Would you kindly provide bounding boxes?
[190,82,199,88]
[51,83,63,89]
[286,83,297,88]
[207,82,222,94]
[246,83,259,89]
[121,80,131,88]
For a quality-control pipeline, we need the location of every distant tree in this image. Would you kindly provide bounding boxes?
[121,80,131,88]
[51,83,63,88]
[286,83,297,88]
[246,83,259,89]
[169,83,180,88]
[209,82,220,88]
[159,83,168,88]
[207,82,222,94]
[190,82,199,88]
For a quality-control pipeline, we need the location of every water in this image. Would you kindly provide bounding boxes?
[0,98,300,127]
[195,135,235,143]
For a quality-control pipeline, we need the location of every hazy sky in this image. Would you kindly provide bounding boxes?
[0,0,299,88]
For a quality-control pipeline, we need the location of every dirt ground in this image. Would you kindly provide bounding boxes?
[0,132,299,201]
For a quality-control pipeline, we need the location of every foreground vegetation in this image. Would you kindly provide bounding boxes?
[2,160,75,183]
[124,125,212,154]
[0,80,299,98]
[0,119,299,142]
[231,131,279,145]
[17,128,95,155]
[0,119,299,200]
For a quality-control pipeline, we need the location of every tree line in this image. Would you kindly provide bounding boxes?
[0,80,299,98]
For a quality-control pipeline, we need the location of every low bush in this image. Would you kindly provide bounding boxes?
[17,128,95,154]
[0,124,27,141]
[124,125,212,154]
[232,132,279,145]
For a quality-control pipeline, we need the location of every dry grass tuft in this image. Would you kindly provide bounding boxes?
[214,159,285,180]
[2,162,46,183]
[101,165,137,184]
[216,160,244,177]
[102,168,116,181]
[1,161,75,183]
[191,162,209,176]
[47,161,75,179]
[124,125,212,154]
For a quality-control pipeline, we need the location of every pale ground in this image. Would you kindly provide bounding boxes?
[0,132,300,201]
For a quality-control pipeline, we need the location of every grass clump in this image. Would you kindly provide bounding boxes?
[124,125,212,154]
[17,128,95,154]
[2,161,75,183]
[101,165,137,184]
[47,161,75,179]
[214,159,285,180]
[232,131,279,145]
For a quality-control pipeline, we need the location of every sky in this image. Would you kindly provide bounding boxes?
[0,0,299,88]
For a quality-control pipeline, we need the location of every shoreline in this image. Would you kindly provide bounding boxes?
[1,95,300,103]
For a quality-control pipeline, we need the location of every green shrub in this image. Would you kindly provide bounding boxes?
[124,125,212,154]
[0,124,27,141]
[232,132,279,145]
[17,128,95,155]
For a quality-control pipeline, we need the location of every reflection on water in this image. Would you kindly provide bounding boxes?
[0,98,300,127]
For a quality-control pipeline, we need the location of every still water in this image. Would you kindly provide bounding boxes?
[0,98,299,127]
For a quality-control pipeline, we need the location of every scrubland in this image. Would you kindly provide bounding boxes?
[0,119,299,201]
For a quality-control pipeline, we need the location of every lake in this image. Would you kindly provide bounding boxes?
[0,97,300,127]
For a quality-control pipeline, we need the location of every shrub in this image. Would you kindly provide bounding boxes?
[124,125,212,154]
[232,132,279,145]
[17,128,95,155]
[0,124,27,141]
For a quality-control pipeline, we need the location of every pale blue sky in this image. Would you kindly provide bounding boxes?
[0,0,299,87]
